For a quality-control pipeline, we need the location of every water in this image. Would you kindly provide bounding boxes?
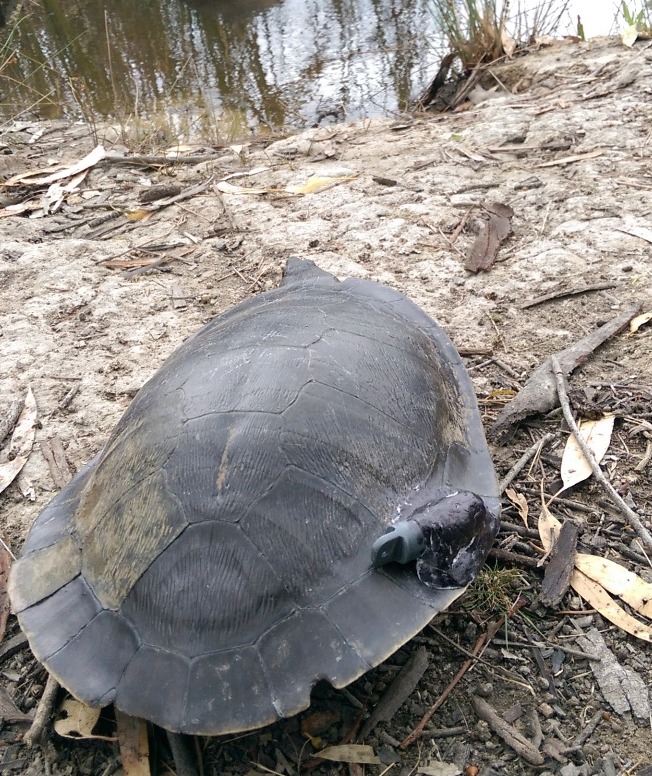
[0,0,619,137]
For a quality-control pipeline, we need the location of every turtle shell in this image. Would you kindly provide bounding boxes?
[9,259,500,735]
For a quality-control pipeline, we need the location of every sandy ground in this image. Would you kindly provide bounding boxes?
[0,35,651,776]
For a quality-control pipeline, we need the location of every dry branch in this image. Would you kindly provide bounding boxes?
[551,356,652,553]
[490,304,641,443]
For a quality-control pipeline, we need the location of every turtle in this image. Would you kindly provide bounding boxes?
[9,258,500,736]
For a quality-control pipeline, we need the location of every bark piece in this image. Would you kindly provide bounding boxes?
[539,521,579,607]
[465,207,512,273]
[575,628,650,720]
[490,304,641,444]
[0,684,32,724]
[40,437,73,490]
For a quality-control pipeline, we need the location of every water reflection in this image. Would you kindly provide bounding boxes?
[0,0,442,135]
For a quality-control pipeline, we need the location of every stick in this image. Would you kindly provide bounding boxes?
[490,304,641,443]
[24,674,59,747]
[399,631,487,749]
[400,600,525,749]
[499,433,556,492]
[572,709,604,747]
[360,646,429,738]
[488,547,542,569]
[471,696,544,765]
[538,520,579,607]
[551,355,652,552]
[519,282,618,309]
[0,399,24,448]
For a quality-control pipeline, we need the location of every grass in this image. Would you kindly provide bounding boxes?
[464,565,528,617]
[622,0,652,34]
[429,0,570,72]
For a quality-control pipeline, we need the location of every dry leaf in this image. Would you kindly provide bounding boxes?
[621,24,639,47]
[286,175,357,194]
[54,698,114,740]
[538,501,560,553]
[221,165,269,182]
[0,198,43,218]
[505,487,529,527]
[560,414,614,491]
[315,744,381,765]
[3,145,106,187]
[501,30,517,58]
[418,764,462,776]
[301,709,341,738]
[538,500,652,641]
[126,209,153,222]
[570,570,652,641]
[0,386,37,495]
[574,555,652,619]
[164,144,203,156]
[465,211,511,272]
[215,181,272,195]
[115,709,150,776]
[617,223,652,245]
[0,458,27,495]
[629,310,652,334]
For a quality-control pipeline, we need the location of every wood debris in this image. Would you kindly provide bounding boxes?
[465,202,513,272]
[471,696,544,766]
[575,628,650,720]
[538,520,579,608]
[360,645,429,737]
[490,304,641,443]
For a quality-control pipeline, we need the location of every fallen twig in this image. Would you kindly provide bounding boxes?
[399,631,487,749]
[40,437,73,490]
[471,696,544,765]
[551,356,652,553]
[24,674,59,747]
[101,152,225,167]
[519,282,619,310]
[400,600,525,748]
[427,626,535,690]
[490,304,641,443]
[488,547,542,569]
[360,646,428,738]
[572,709,604,747]
[499,432,556,492]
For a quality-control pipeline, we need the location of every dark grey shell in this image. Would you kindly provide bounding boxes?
[9,259,500,735]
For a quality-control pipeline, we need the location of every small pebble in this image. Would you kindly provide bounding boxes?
[474,682,493,698]
[538,702,555,718]
[474,721,491,743]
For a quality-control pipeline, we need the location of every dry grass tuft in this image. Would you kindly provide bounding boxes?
[430,0,569,71]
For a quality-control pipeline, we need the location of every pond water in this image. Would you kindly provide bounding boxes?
[0,0,618,137]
